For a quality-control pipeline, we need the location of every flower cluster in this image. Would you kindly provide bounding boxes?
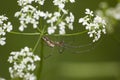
[79,9,106,42]
[15,0,47,31]
[0,15,12,46]
[96,2,120,33]
[15,5,39,31]
[8,47,40,80]
[15,0,75,35]
[53,0,75,13]
[45,0,75,35]
[47,12,74,35]
[17,0,45,6]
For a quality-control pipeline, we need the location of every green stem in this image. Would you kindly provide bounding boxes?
[34,34,44,80]
[10,31,40,36]
[32,35,42,52]
[9,30,87,37]
[47,30,88,37]
[37,26,46,80]
[38,39,44,80]
[55,13,65,26]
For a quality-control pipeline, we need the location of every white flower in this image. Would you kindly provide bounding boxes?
[65,12,74,30]
[0,37,6,46]
[59,22,66,35]
[35,0,45,5]
[47,12,75,35]
[47,16,58,23]
[24,73,36,80]
[44,12,52,19]
[3,22,13,32]
[59,22,66,28]
[53,0,75,13]
[15,5,40,31]
[31,19,39,28]
[79,16,90,26]
[65,13,74,23]
[17,0,45,6]
[19,22,27,31]
[59,29,65,35]
[68,23,73,30]
[8,56,13,63]
[53,0,65,9]
[17,0,34,6]
[79,9,106,42]
[8,47,40,80]
[0,15,12,46]
[15,0,75,35]
[27,63,36,71]
[85,8,94,16]
[34,55,41,61]
[54,12,61,17]
[70,0,75,3]
[94,16,106,25]
[0,27,5,36]
[0,15,8,21]
[48,26,56,35]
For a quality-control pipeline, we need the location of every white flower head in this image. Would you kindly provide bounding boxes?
[0,15,13,46]
[15,5,40,31]
[35,0,45,5]
[15,0,75,35]
[85,8,94,16]
[3,22,13,32]
[65,12,74,30]
[48,26,57,35]
[70,0,75,3]
[17,0,45,6]
[8,47,40,80]
[53,0,75,13]
[24,73,36,80]
[59,22,66,35]
[0,37,6,46]
[79,9,106,42]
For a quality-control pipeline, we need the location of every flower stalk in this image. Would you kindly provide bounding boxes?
[38,39,44,80]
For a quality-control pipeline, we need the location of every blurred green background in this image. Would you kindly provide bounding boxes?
[0,0,120,80]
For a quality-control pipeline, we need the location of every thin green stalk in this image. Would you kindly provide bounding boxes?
[36,25,46,80]
[46,30,88,37]
[10,30,87,37]
[10,31,40,36]
[32,35,42,53]
[38,39,44,80]
[55,12,65,26]
[37,27,42,33]
[34,34,44,80]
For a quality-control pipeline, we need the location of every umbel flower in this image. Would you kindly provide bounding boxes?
[8,47,40,80]
[79,9,106,42]
[0,15,13,46]
[15,0,75,35]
